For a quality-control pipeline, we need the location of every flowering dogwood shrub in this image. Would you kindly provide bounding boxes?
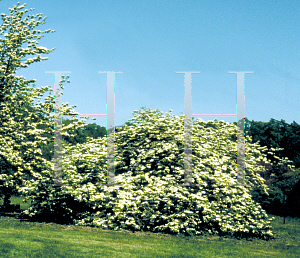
[21,107,294,240]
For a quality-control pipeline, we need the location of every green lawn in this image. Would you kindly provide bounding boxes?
[0,196,299,257]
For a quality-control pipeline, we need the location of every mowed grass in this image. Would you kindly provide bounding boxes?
[0,195,299,257]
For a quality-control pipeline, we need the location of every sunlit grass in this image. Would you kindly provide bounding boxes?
[0,195,299,257]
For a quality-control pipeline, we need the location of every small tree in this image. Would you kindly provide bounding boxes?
[0,2,89,207]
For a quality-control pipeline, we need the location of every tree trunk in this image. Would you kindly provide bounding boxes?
[1,187,12,207]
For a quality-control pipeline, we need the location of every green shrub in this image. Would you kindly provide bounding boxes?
[21,107,295,240]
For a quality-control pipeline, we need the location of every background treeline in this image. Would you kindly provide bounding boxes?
[27,116,300,218]
[233,118,300,218]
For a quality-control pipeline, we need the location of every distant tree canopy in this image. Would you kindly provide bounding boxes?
[233,117,300,169]
[232,117,300,217]
[61,118,107,145]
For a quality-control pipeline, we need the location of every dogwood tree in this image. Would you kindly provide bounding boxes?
[0,2,89,207]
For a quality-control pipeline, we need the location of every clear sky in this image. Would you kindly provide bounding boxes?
[1,0,300,129]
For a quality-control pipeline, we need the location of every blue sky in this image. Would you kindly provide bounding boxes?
[1,0,300,129]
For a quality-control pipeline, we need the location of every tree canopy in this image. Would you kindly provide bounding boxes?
[0,2,90,207]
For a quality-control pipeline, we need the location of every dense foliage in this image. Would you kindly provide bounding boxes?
[56,117,300,218]
[37,118,108,162]
[47,117,300,218]
[241,118,300,169]
[1,2,299,242]
[0,2,89,208]
[234,118,300,217]
[20,106,296,240]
